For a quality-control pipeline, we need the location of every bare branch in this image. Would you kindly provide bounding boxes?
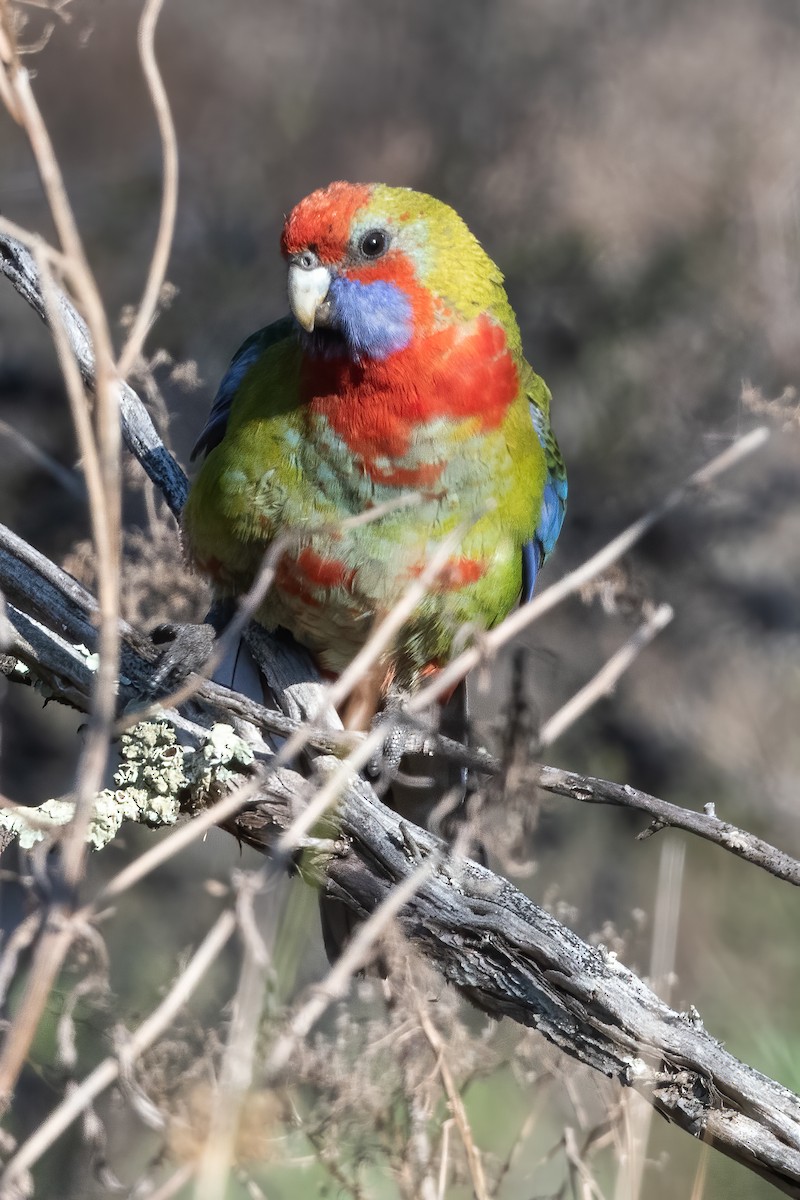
[415,997,491,1200]
[0,233,188,515]
[536,765,800,887]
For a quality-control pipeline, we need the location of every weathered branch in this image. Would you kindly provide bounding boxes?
[2,529,800,1193]
[10,519,791,890]
[536,766,800,888]
[237,775,800,1196]
[3,229,800,1195]
[0,233,188,516]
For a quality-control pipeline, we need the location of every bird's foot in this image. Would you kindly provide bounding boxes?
[147,600,235,698]
[148,620,217,697]
[365,689,416,789]
[364,689,441,794]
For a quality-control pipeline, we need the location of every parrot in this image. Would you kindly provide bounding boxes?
[183,181,567,711]
[181,182,566,957]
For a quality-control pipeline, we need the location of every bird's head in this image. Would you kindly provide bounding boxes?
[280,181,509,361]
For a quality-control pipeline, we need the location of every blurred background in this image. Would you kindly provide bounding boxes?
[1,0,800,1196]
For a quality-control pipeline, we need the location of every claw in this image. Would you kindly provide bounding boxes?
[365,689,417,790]
[148,621,217,697]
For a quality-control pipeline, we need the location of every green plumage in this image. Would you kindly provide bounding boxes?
[184,183,566,688]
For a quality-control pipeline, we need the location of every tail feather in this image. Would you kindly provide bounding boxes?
[210,627,480,962]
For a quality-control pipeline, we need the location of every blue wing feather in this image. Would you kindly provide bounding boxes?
[191,318,294,461]
[521,392,567,602]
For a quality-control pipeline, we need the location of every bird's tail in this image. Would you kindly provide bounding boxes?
[319,678,485,961]
[208,628,479,963]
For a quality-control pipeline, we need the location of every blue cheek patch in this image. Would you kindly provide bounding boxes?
[330,276,413,360]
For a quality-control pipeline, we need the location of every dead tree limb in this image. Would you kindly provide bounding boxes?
[2,545,800,1192]
[3,518,797,891]
[536,765,800,887]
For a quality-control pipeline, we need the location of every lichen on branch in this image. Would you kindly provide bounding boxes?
[0,719,255,849]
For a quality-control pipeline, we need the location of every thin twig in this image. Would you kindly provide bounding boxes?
[0,912,42,1008]
[407,427,770,712]
[612,839,685,1200]
[436,1118,453,1200]
[116,0,178,378]
[0,417,84,497]
[690,1141,711,1200]
[0,230,189,516]
[564,1126,606,1200]
[415,997,491,1200]
[0,16,125,1103]
[328,520,472,714]
[192,877,272,1200]
[535,765,800,886]
[538,603,674,748]
[141,1164,196,1200]
[0,213,69,271]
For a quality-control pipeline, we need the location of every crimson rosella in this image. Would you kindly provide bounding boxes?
[183,181,567,713]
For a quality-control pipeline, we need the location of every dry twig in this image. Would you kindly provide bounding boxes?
[535,765,800,886]
[414,997,491,1200]
[116,0,178,379]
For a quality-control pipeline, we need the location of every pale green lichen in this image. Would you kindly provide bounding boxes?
[72,643,100,672]
[6,799,76,850]
[185,722,255,796]
[0,720,253,850]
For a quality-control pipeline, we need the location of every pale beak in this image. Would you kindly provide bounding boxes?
[287,262,332,333]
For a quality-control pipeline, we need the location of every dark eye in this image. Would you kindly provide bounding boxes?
[359,229,388,259]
